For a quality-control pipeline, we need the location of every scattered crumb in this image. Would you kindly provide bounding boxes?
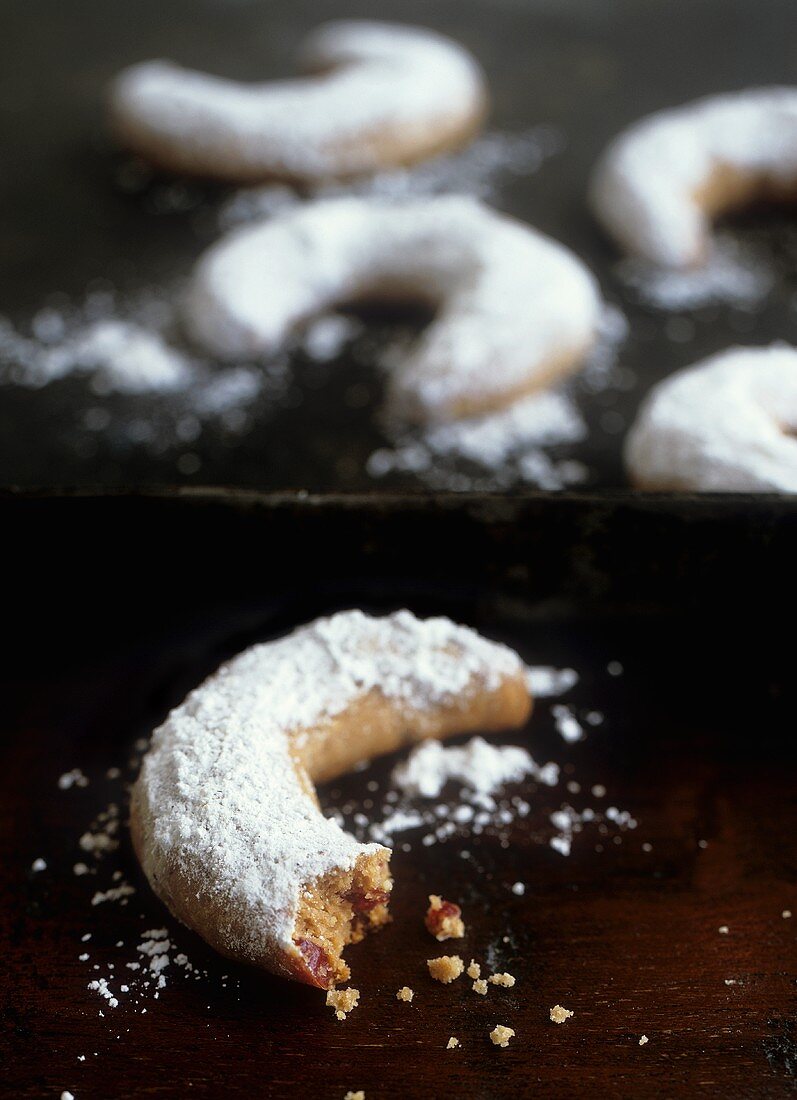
[718,925,729,935]
[467,959,481,979]
[490,1025,515,1048]
[425,895,465,941]
[427,955,464,983]
[488,972,516,988]
[446,1037,460,1050]
[61,1093,75,1100]
[472,978,488,995]
[511,882,525,896]
[326,987,360,1021]
[783,910,792,919]
[31,858,47,872]
[396,986,414,1003]
[550,1005,574,1024]
[344,1092,364,1100]
[639,1035,649,1046]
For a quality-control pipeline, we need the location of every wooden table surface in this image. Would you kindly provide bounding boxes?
[1,493,795,1098]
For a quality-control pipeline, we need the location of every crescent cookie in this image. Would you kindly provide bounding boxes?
[590,87,797,268]
[108,21,487,183]
[183,195,603,422]
[625,344,797,492]
[131,610,531,988]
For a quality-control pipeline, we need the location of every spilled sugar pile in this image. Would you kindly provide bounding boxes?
[616,231,775,311]
[0,293,288,450]
[365,307,629,491]
[218,126,566,229]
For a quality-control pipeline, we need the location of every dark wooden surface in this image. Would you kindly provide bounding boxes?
[1,0,797,492]
[1,493,796,1098]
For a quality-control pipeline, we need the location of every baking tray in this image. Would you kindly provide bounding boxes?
[1,489,796,1097]
[1,0,797,492]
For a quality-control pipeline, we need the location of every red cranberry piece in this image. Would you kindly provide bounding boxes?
[295,938,335,988]
[425,897,462,937]
[343,887,390,913]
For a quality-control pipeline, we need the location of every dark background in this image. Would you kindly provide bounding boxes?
[1,0,797,491]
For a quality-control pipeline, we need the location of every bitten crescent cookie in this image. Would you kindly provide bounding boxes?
[183,195,603,422]
[590,87,797,268]
[108,21,487,183]
[625,344,797,492]
[131,610,531,988]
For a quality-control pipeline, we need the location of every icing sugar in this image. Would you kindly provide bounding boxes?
[591,87,797,267]
[135,610,524,958]
[184,194,602,422]
[552,704,584,743]
[391,736,555,800]
[625,343,797,491]
[617,232,775,310]
[369,390,586,472]
[110,21,486,181]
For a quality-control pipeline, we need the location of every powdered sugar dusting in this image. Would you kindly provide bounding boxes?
[617,232,775,310]
[591,86,797,269]
[134,610,525,962]
[184,194,603,424]
[110,21,487,182]
[391,737,556,800]
[526,666,579,698]
[0,293,281,458]
[365,306,626,490]
[625,343,797,491]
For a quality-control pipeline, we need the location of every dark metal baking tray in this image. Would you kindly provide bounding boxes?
[1,489,796,1097]
[1,0,796,492]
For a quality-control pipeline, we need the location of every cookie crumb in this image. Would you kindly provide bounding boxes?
[718,925,729,934]
[472,978,488,995]
[782,910,792,919]
[326,987,360,1021]
[550,1004,574,1024]
[31,858,47,872]
[488,972,516,988]
[446,1037,460,1049]
[467,959,481,979]
[427,955,464,983]
[344,1092,364,1100]
[425,895,465,941]
[639,1035,649,1046]
[396,986,414,1003]
[490,1025,515,1048]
